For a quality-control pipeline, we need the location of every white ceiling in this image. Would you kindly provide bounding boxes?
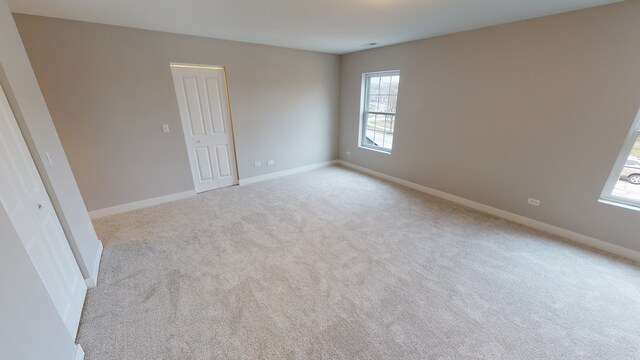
[9,0,622,54]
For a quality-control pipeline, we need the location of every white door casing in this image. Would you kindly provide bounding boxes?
[170,64,239,193]
[0,82,86,338]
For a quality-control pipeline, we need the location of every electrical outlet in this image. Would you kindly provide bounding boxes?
[162,124,170,133]
[346,151,351,156]
[254,162,262,167]
[527,198,541,206]
[267,160,274,166]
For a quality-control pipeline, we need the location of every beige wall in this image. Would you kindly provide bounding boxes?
[1,2,100,281]
[339,1,640,253]
[13,3,639,254]
[15,15,340,212]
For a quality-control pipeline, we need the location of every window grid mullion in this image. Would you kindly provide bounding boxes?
[368,111,396,116]
[381,114,386,148]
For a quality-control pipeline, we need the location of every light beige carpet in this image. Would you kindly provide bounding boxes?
[80,166,640,359]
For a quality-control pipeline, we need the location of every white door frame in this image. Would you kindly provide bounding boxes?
[170,63,240,193]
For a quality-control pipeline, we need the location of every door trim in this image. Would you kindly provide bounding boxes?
[170,62,241,191]
[83,241,103,288]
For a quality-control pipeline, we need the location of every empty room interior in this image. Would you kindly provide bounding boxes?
[2,0,640,359]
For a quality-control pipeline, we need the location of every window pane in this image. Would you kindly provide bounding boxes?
[367,95,380,112]
[377,95,390,113]
[380,76,391,96]
[389,95,398,113]
[611,134,640,202]
[380,115,395,149]
[391,76,400,95]
[365,114,378,146]
[364,113,394,151]
[369,76,380,95]
[361,71,399,152]
[366,74,399,115]
[371,94,398,114]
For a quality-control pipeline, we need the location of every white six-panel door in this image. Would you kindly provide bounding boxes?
[170,64,238,193]
[0,83,86,338]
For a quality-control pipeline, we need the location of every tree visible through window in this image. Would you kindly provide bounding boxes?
[601,113,640,207]
[360,71,400,153]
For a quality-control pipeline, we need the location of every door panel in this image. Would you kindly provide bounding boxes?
[204,76,226,133]
[0,83,86,338]
[215,145,232,178]
[194,146,214,182]
[171,65,238,193]
[182,76,206,136]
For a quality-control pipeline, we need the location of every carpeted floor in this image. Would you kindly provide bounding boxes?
[79,166,640,359]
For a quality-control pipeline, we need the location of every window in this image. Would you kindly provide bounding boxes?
[359,71,400,153]
[601,109,640,209]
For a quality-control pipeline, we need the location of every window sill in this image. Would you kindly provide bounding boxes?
[598,197,640,212]
[359,145,391,155]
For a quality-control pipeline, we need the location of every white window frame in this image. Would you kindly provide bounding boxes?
[358,70,400,154]
[600,107,640,210]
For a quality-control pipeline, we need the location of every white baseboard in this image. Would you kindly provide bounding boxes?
[89,190,196,219]
[89,162,337,218]
[84,240,103,288]
[74,344,85,360]
[337,160,640,263]
[239,160,338,186]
